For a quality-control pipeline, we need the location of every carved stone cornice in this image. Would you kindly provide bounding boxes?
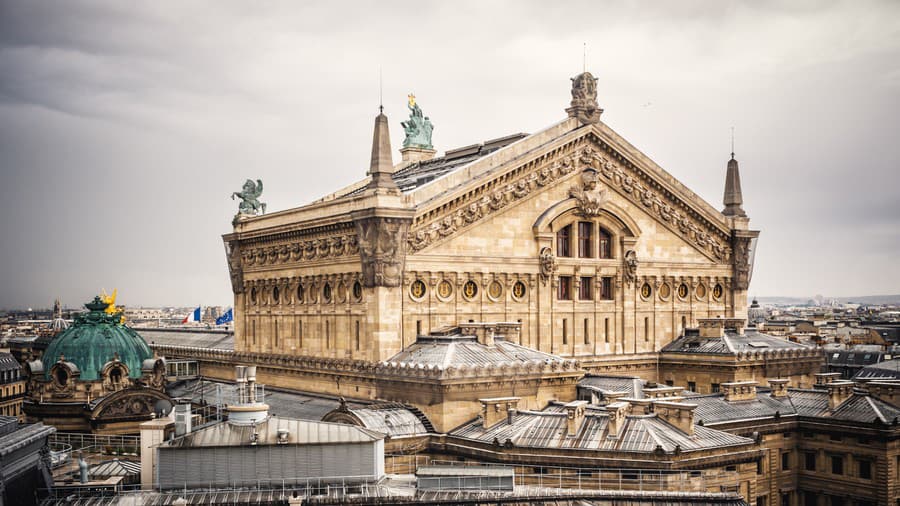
[240,233,360,269]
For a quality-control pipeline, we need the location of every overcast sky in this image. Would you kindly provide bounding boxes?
[1,0,898,309]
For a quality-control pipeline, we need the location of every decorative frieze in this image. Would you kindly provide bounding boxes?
[240,233,360,268]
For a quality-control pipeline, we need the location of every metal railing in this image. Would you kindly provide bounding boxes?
[50,432,141,455]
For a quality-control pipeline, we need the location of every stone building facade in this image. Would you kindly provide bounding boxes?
[223,71,759,380]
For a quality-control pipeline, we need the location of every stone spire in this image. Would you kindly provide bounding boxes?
[722,154,746,217]
[367,108,397,190]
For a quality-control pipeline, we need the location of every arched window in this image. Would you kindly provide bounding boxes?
[557,225,571,257]
[599,228,612,259]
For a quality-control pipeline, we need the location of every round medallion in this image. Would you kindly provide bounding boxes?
[677,283,689,299]
[658,283,671,300]
[463,280,478,300]
[695,283,707,300]
[410,279,427,300]
[487,280,503,300]
[640,283,652,299]
[712,283,724,301]
[437,280,453,300]
[352,281,363,302]
[512,281,527,300]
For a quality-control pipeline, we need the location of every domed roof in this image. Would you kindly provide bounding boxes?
[43,296,153,381]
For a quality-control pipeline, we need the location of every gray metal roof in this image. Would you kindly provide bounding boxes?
[0,352,21,372]
[341,403,430,437]
[90,458,141,478]
[141,328,234,351]
[385,335,568,370]
[450,404,751,453]
[578,376,644,397]
[167,378,367,421]
[854,358,900,380]
[691,388,900,425]
[662,329,812,355]
[160,415,383,448]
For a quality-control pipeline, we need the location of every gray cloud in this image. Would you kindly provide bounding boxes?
[1,0,899,309]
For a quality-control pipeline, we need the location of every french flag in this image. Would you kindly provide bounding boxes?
[182,306,201,324]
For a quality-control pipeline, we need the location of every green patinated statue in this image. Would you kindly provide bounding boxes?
[401,94,434,149]
[232,179,266,216]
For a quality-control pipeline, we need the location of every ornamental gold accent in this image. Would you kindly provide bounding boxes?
[410,279,427,299]
[512,281,527,299]
[437,280,453,299]
[463,280,478,299]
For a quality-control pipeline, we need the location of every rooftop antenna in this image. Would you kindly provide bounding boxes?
[379,66,383,113]
[730,126,735,159]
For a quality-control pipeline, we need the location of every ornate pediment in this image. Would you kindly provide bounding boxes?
[407,134,732,262]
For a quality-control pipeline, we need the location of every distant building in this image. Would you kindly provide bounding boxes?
[0,353,25,421]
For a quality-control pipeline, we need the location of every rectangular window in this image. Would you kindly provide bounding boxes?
[355,320,361,351]
[687,381,696,392]
[557,225,571,257]
[416,320,422,335]
[665,380,674,387]
[599,228,612,258]
[579,277,593,300]
[781,492,790,506]
[578,222,593,258]
[804,452,816,471]
[757,496,767,506]
[274,321,279,348]
[757,459,764,474]
[831,455,843,475]
[600,277,613,300]
[604,318,610,343]
[558,276,572,300]
[325,320,330,348]
[858,459,871,479]
[583,318,590,345]
[252,320,256,345]
[562,319,568,345]
[298,320,303,349]
[711,383,720,393]
[644,316,650,341]
[781,451,790,470]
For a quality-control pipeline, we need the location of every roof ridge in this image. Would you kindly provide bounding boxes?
[865,395,886,423]
[442,341,456,370]
[721,335,736,353]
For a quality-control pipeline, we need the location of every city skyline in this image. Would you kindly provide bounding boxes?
[2,1,899,308]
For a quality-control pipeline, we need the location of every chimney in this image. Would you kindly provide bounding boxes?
[643,385,685,400]
[768,378,790,398]
[722,380,758,402]
[367,109,398,190]
[654,401,697,436]
[400,146,437,164]
[564,400,588,437]
[480,397,519,429]
[814,372,842,386]
[723,318,746,336]
[605,401,629,439]
[826,381,854,410]
[140,415,174,489]
[460,322,497,347]
[722,154,746,217]
[698,318,725,338]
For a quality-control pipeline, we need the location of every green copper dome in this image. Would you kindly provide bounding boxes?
[43,296,153,381]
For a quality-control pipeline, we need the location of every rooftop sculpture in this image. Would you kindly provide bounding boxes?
[232,179,266,217]
[401,94,434,149]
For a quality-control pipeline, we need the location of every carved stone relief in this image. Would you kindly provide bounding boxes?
[224,240,244,294]
[623,250,638,287]
[569,168,608,217]
[539,247,557,285]
[240,233,359,269]
[732,235,753,290]
[354,216,411,287]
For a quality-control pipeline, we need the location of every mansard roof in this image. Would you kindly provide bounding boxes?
[690,387,900,426]
[450,403,751,453]
[661,329,814,356]
[383,333,571,370]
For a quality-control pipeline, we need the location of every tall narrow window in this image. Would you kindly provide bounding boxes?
[583,318,590,344]
[578,222,593,258]
[355,320,360,351]
[562,319,568,344]
[579,277,593,300]
[558,276,572,300]
[599,228,612,258]
[600,277,613,300]
[298,320,303,349]
[274,321,279,348]
[644,317,650,341]
[416,320,422,335]
[325,320,330,348]
[557,225,571,257]
[252,320,256,345]
[681,315,687,334]
[604,318,610,343]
